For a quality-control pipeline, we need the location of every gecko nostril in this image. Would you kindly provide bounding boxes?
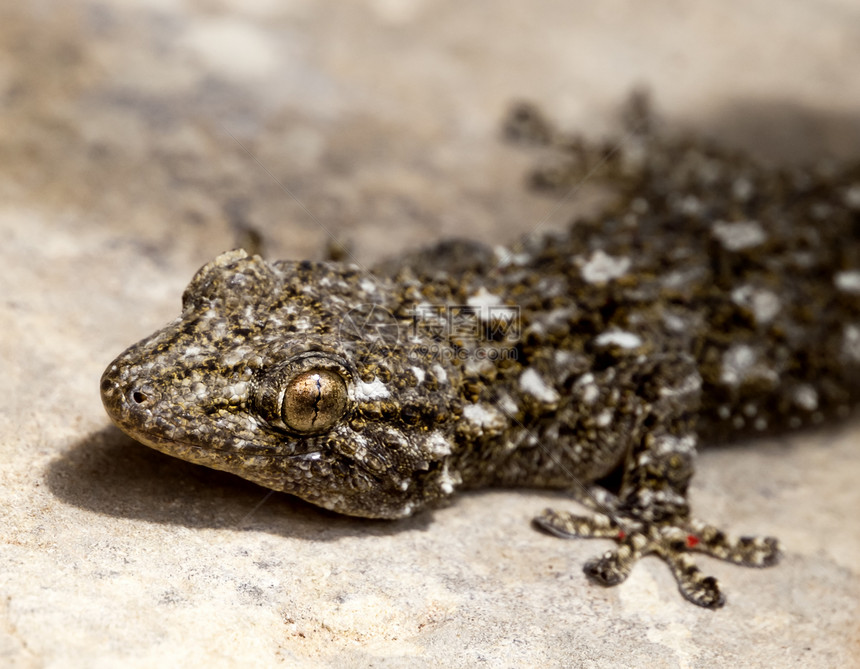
[131,390,148,404]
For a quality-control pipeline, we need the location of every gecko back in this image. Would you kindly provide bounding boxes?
[499,99,860,445]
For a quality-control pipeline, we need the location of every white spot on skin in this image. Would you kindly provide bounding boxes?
[595,410,612,427]
[553,349,574,366]
[464,358,494,377]
[519,368,560,405]
[731,285,781,324]
[662,312,687,332]
[720,344,778,388]
[653,434,697,456]
[842,324,860,363]
[661,267,704,290]
[432,364,448,385]
[462,404,506,432]
[494,246,531,268]
[383,428,408,450]
[793,384,818,411]
[467,287,502,311]
[835,271,860,294]
[353,377,390,401]
[525,322,546,338]
[843,185,860,210]
[424,431,451,457]
[711,220,766,251]
[436,461,462,495]
[542,308,577,332]
[677,194,703,216]
[535,277,566,299]
[292,317,313,332]
[223,382,249,402]
[732,177,754,201]
[580,250,631,284]
[811,203,832,220]
[594,330,643,349]
[222,345,253,367]
[659,373,702,398]
[359,278,378,294]
[413,303,447,328]
[581,384,600,405]
[410,366,425,384]
[720,344,756,386]
[495,394,519,417]
[574,372,601,406]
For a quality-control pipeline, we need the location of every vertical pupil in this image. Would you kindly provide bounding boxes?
[281,368,347,432]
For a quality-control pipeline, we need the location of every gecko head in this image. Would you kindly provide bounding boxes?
[100,250,467,519]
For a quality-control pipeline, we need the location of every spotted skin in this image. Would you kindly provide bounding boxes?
[101,98,860,607]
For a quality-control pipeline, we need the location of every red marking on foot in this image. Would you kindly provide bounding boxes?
[686,534,700,548]
[617,531,626,540]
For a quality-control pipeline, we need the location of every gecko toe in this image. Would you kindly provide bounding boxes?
[584,550,631,586]
[679,573,726,609]
[533,508,622,539]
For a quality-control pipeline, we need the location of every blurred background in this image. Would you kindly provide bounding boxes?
[2,1,859,266]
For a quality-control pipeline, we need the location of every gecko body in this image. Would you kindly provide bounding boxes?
[101,101,860,607]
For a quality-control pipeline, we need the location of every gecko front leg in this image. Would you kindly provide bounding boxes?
[535,355,782,608]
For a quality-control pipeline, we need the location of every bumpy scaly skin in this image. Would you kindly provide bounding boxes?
[101,99,860,608]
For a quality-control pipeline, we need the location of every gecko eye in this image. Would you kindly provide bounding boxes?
[282,368,348,433]
[252,352,352,433]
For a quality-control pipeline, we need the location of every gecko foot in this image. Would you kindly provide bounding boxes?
[534,508,781,608]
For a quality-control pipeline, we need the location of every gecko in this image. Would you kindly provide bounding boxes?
[100,96,860,608]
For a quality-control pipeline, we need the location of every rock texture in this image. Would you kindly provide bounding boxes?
[1,1,859,667]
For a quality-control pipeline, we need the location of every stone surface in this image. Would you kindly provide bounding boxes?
[1,1,859,667]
